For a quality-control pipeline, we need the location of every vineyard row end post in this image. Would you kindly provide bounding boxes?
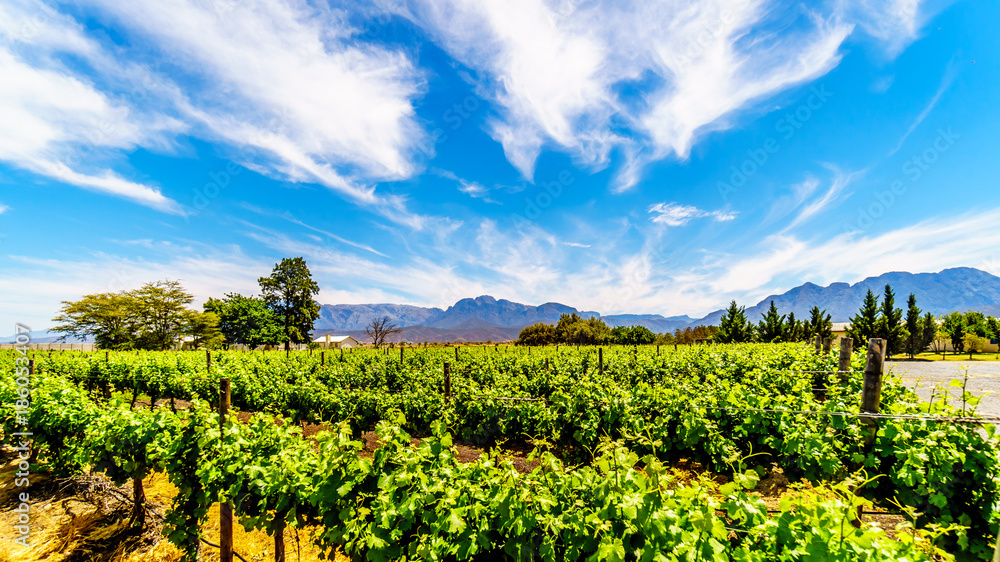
[443,362,451,401]
[838,337,853,386]
[219,378,233,562]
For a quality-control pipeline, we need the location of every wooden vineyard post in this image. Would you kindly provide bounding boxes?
[443,362,452,401]
[838,338,853,386]
[28,359,34,377]
[674,343,678,352]
[823,338,832,354]
[545,358,550,371]
[219,378,233,562]
[400,347,404,363]
[814,335,822,354]
[340,348,344,362]
[286,348,290,359]
[656,345,660,355]
[106,351,109,362]
[321,351,325,366]
[455,346,459,362]
[599,348,604,377]
[860,338,885,443]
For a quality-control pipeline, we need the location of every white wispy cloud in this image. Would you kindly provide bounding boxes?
[887,62,956,157]
[648,202,737,227]
[563,242,591,248]
[0,2,186,214]
[0,0,439,226]
[383,0,859,190]
[0,203,8,214]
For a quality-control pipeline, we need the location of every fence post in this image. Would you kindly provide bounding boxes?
[814,335,822,354]
[321,351,325,366]
[823,338,832,354]
[838,338,853,385]
[219,378,233,562]
[599,348,604,377]
[860,338,885,443]
[443,362,451,401]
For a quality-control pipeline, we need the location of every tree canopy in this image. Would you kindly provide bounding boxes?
[52,280,217,350]
[204,293,285,349]
[715,300,754,343]
[259,257,321,351]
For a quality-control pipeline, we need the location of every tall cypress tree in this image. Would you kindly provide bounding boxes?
[716,300,754,343]
[806,306,832,341]
[877,284,905,357]
[846,289,880,347]
[757,301,786,343]
[903,294,922,358]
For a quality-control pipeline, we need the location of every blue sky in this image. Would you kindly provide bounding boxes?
[2,0,999,331]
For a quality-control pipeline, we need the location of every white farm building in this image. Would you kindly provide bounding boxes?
[313,335,359,349]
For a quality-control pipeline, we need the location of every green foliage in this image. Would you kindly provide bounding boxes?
[921,312,939,351]
[963,333,989,356]
[51,280,198,350]
[206,293,286,349]
[716,301,754,343]
[904,294,922,358]
[259,257,321,349]
[555,313,610,345]
[757,301,785,343]
[941,312,967,353]
[4,344,999,559]
[185,311,225,349]
[516,323,558,346]
[876,284,905,357]
[804,305,833,342]
[846,289,880,346]
[609,325,657,345]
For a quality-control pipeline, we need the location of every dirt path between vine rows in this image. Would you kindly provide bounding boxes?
[887,360,1000,417]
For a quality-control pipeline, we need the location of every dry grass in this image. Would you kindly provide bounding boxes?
[0,455,346,562]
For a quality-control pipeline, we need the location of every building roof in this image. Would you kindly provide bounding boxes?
[831,322,851,332]
[313,335,356,343]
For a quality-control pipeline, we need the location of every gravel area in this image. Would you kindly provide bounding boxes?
[887,361,1000,417]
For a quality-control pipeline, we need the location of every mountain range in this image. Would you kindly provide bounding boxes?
[7,267,999,344]
[313,267,1000,343]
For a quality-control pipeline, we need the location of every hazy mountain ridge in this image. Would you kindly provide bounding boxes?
[9,268,999,344]
[316,268,1000,342]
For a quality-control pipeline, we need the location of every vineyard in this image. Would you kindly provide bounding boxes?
[2,343,999,561]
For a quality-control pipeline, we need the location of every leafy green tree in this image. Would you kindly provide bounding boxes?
[804,306,833,342]
[846,289,880,348]
[963,311,990,338]
[715,301,754,343]
[940,312,966,353]
[259,257,321,351]
[920,312,938,352]
[205,294,286,349]
[903,294,922,358]
[653,331,676,345]
[133,280,195,351]
[988,316,1000,342]
[186,311,225,349]
[516,323,558,346]
[784,311,804,343]
[610,325,657,345]
[53,280,197,350]
[876,284,904,358]
[555,313,610,345]
[52,292,143,350]
[757,301,785,343]
[963,333,989,359]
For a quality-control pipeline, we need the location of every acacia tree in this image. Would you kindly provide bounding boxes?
[53,280,198,350]
[52,292,143,350]
[259,257,321,351]
[133,280,195,351]
[716,301,754,343]
[366,316,402,348]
